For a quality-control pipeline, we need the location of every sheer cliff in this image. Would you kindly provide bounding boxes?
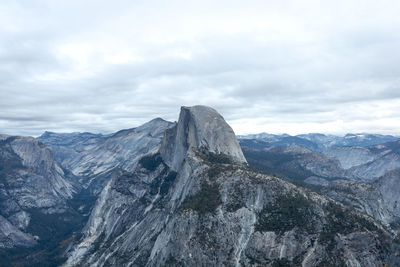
[0,135,75,251]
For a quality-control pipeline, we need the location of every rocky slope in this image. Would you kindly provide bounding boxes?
[239,139,347,184]
[345,141,400,181]
[0,135,75,250]
[324,146,378,169]
[240,134,400,237]
[376,168,400,219]
[65,106,400,267]
[321,180,396,229]
[320,168,400,234]
[39,118,175,194]
[37,131,104,171]
[0,118,176,266]
[240,136,400,183]
[324,140,400,182]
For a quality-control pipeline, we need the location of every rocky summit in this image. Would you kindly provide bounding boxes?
[160,105,247,170]
[63,106,400,267]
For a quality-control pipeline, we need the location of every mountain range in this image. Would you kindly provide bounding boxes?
[239,134,400,183]
[238,132,399,150]
[0,106,399,266]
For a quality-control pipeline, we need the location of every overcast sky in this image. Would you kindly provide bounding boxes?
[1,0,400,136]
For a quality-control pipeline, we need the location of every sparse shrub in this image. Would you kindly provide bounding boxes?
[196,148,233,165]
[255,193,313,234]
[160,171,177,195]
[139,153,163,171]
[180,182,222,214]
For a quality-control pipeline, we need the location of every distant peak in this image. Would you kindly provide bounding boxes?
[40,131,55,137]
[149,117,168,123]
[136,117,174,131]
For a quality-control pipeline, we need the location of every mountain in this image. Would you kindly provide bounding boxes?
[335,133,399,147]
[375,168,400,220]
[238,132,399,152]
[0,118,176,266]
[64,106,399,267]
[38,118,175,194]
[0,135,74,212]
[238,134,322,151]
[240,135,400,183]
[324,140,400,182]
[319,168,400,233]
[37,131,104,169]
[0,135,90,265]
[343,140,400,181]
[240,132,400,236]
[321,180,397,230]
[299,133,398,148]
[237,133,289,142]
[239,139,347,184]
[324,146,379,169]
[295,133,338,148]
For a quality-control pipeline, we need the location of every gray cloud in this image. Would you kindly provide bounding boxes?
[1,0,400,136]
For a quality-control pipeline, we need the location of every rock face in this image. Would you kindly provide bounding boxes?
[65,106,400,267]
[322,180,396,228]
[0,136,74,212]
[0,136,75,249]
[240,136,400,183]
[0,215,36,249]
[239,140,347,183]
[160,105,246,170]
[240,136,400,234]
[322,141,400,181]
[346,142,400,181]
[37,131,104,171]
[320,168,400,234]
[324,146,378,169]
[0,118,176,265]
[375,168,400,219]
[39,118,175,193]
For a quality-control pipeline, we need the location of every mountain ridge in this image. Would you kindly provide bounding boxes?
[64,106,400,266]
[1,107,399,266]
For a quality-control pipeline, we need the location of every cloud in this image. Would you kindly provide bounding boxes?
[0,0,400,136]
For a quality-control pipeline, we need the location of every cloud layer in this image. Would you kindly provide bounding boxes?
[1,0,400,136]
